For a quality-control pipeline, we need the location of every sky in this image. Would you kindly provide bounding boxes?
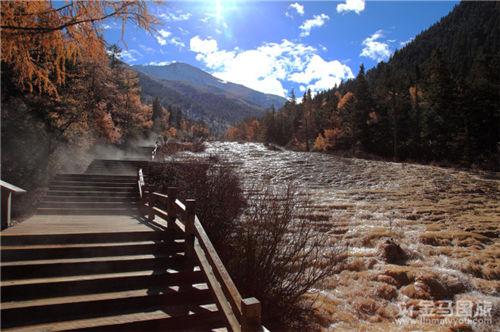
[103,0,458,98]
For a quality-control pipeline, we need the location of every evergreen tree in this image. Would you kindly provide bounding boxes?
[352,64,374,151]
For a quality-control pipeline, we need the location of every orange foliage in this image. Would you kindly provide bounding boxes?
[225,127,242,141]
[164,127,177,138]
[314,128,342,151]
[337,92,355,111]
[245,119,261,141]
[0,1,155,95]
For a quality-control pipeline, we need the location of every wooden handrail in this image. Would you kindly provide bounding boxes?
[1,180,27,230]
[137,169,265,332]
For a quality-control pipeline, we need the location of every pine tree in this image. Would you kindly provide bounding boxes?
[352,64,374,152]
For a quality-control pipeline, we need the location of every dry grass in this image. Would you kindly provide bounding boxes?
[419,230,492,247]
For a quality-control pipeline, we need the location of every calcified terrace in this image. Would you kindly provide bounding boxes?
[175,141,499,331]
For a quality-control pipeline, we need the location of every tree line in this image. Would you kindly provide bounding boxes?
[226,2,499,169]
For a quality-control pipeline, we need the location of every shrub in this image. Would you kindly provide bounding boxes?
[146,162,345,329]
[227,183,345,328]
[145,157,245,246]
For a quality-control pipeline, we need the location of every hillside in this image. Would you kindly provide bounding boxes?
[367,1,500,84]
[135,70,267,132]
[133,62,287,110]
[230,1,499,169]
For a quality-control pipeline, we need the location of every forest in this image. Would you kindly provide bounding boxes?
[226,2,500,170]
[1,1,207,195]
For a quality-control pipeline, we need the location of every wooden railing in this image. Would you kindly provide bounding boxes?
[137,169,266,332]
[1,180,26,230]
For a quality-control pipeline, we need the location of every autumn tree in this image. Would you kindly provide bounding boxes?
[1,1,156,96]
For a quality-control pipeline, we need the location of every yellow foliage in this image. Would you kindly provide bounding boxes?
[225,127,242,141]
[337,92,355,111]
[0,1,156,96]
[314,128,342,151]
[165,127,177,138]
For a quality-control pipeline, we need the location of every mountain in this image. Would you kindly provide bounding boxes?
[133,62,286,111]
[134,70,262,132]
[367,1,500,84]
[255,1,499,168]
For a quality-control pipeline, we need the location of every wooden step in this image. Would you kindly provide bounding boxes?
[50,181,136,187]
[0,231,179,245]
[1,240,184,261]
[46,191,137,197]
[1,253,185,280]
[38,201,137,209]
[1,305,225,332]
[56,174,136,181]
[42,196,138,202]
[76,309,226,332]
[1,286,213,328]
[36,207,139,215]
[48,185,136,192]
[1,269,204,301]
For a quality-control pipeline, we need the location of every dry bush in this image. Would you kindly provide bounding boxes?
[147,163,345,329]
[145,157,245,246]
[227,183,346,328]
[156,141,206,157]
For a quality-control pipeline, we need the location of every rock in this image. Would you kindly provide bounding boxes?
[401,273,454,300]
[382,268,411,287]
[401,283,431,299]
[377,238,408,264]
[376,274,398,286]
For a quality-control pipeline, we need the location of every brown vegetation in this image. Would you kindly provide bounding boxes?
[1,1,155,96]
[147,161,346,329]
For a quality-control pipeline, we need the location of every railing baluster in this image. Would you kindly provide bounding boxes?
[184,199,196,259]
[166,187,178,230]
[147,186,156,221]
[241,297,262,332]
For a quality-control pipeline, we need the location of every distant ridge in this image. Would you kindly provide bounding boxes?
[133,62,286,110]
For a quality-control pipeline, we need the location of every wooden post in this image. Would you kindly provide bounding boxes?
[1,188,12,230]
[166,187,178,230]
[147,187,156,221]
[241,297,262,332]
[184,199,196,259]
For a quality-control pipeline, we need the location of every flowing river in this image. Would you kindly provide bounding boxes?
[179,141,499,331]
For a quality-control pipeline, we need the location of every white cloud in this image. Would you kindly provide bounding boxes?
[337,0,365,14]
[360,30,392,62]
[139,44,155,54]
[190,36,218,54]
[289,55,354,92]
[399,37,414,47]
[159,11,192,22]
[155,29,185,48]
[189,37,352,97]
[156,29,172,46]
[170,37,185,48]
[147,61,172,66]
[119,49,142,63]
[299,14,329,38]
[286,3,304,18]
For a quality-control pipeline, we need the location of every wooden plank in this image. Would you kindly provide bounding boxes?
[194,218,243,319]
[195,240,241,332]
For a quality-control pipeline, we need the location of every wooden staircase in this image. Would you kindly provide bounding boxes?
[38,174,139,215]
[1,159,265,331]
[1,230,226,331]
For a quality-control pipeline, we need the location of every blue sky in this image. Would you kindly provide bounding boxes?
[103,0,458,98]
